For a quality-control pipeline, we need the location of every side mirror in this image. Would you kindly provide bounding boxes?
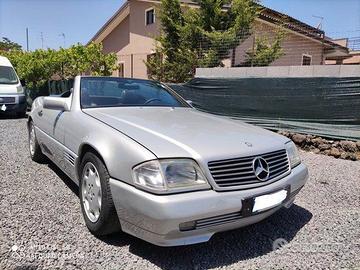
[20,79,26,87]
[43,97,69,111]
[186,100,193,106]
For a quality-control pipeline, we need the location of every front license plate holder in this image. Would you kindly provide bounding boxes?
[241,186,290,217]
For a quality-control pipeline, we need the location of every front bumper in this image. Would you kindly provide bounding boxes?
[0,94,27,113]
[110,163,309,246]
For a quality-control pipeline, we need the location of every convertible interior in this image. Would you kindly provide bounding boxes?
[80,81,182,108]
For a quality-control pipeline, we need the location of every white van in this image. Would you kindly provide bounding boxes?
[0,55,27,117]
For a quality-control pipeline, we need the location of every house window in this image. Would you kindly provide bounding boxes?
[145,8,155,25]
[118,62,124,78]
[302,54,312,66]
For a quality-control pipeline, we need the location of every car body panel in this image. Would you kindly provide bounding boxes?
[83,107,289,161]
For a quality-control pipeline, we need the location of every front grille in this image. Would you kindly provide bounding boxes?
[195,211,243,230]
[0,97,16,104]
[208,149,290,189]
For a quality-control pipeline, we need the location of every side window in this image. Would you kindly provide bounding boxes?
[302,54,312,66]
[145,8,155,25]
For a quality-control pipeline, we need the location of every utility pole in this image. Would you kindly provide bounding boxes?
[26,28,29,51]
[59,33,66,48]
[40,32,44,49]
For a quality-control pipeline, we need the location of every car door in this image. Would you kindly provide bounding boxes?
[54,110,78,180]
[36,105,66,167]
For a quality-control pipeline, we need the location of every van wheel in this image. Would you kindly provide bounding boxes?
[79,152,121,236]
[28,121,47,163]
[17,112,26,118]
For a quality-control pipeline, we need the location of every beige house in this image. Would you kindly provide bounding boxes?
[326,38,360,65]
[89,0,349,79]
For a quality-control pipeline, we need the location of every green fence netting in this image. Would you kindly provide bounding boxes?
[169,77,360,141]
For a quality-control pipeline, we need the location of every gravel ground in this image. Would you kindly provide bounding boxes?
[0,116,359,270]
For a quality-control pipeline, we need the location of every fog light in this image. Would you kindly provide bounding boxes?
[179,221,196,231]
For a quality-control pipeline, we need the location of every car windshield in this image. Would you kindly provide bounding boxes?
[0,66,18,84]
[80,77,188,108]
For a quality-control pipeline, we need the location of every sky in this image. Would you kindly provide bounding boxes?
[0,0,359,50]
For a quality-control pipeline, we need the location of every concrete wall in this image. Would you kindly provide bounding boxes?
[196,65,360,78]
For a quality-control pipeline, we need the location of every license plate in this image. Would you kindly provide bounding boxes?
[252,189,288,213]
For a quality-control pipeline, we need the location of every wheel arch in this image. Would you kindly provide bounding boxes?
[76,143,109,181]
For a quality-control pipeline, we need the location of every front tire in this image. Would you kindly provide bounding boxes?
[28,121,47,163]
[79,152,121,236]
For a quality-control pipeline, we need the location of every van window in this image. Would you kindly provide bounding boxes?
[0,66,18,84]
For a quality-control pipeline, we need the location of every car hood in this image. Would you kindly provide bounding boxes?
[0,84,19,94]
[84,107,289,161]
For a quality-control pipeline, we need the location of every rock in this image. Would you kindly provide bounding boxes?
[303,145,311,151]
[347,153,358,161]
[305,136,314,145]
[318,143,331,151]
[312,148,321,154]
[324,149,331,155]
[292,134,307,145]
[330,148,341,158]
[356,141,360,151]
[340,141,358,152]
[306,134,315,139]
[340,152,348,159]
[278,130,290,137]
[311,137,326,147]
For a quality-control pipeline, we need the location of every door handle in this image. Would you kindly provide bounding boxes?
[38,110,43,117]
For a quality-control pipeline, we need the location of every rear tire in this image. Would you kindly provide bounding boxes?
[28,120,47,163]
[79,152,121,236]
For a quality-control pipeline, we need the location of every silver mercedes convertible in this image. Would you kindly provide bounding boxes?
[28,76,309,246]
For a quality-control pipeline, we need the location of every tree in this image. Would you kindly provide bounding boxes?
[146,0,286,82]
[241,28,285,66]
[145,0,197,82]
[3,42,117,90]
[195,0,258,67]
[55,43,117,79]
[0,37,22,51]
[3,49,56,89]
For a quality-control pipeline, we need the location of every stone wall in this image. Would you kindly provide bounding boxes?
[278,131,360,161]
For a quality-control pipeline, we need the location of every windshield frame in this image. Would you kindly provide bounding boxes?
[0,66,19,85]
[79,77,190,109]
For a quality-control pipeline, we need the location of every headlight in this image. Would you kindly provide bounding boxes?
[285,141,301,168]
[132,159,210,193]
[17,85,24,93]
